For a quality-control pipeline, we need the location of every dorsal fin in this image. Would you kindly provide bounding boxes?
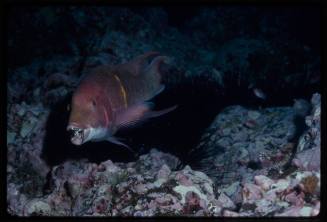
[145,56,169,75]
[144,56,170,86]
[116,51,160,76]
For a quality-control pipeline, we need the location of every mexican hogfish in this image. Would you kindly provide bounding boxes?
[67,52,176,148]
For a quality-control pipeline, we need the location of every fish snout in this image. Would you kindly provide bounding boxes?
[67,125,85,145]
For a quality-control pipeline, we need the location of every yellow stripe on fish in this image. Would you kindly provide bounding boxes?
[113,74,128,108]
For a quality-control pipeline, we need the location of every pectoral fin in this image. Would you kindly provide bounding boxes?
[144,104,177,119]
[115,102,151,129]
[116,102,177,131]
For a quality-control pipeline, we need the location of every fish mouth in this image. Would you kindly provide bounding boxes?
[67,125,90,145]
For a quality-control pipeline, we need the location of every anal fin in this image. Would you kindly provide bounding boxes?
[106,136,135,154]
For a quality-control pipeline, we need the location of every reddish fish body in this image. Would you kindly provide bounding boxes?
[67,52,176,147]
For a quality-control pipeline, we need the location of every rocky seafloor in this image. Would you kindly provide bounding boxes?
[7,7,321,217]
[7,91,321,216]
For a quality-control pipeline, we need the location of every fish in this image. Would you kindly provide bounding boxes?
[253,88,267,100]
[67,51,177,149]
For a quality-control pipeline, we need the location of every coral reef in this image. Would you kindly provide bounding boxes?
[7,93,320,216]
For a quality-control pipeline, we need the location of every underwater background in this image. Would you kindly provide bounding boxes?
[7,6,321,216]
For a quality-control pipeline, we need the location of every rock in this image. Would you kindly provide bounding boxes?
[247,110,261,120]
[192,105,297,186]
[223,209,239,217]
[254,199,277,215]
[25,200,52,216]
[233,131,248,142]
[7,183,28,216]
[311,201,320,216]
[293,93,320,172]
[222,127,231,135]
[17,105,26,117]
[311,93,320,106]
[299,206,314,217]
[293,147,320,171]
[221,182,240,197]
[173,185,208,205]
[157,164,171,180]
[183,191,202,214]
[7,148,222,216]
[242,183,262,202]
[244,120,257,129]
[20,117,38,138]
[152,178,165,188]
[284,191,305,206]
[134,183,147,195]
[176,172,193,186]
[270,179,290,192]
[275,206,314,217]
[7,131,16,145]
[293,98,311,117]
[254,175,274,191]
[217,193,236,210]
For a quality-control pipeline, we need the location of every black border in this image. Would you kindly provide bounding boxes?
[2,0,326,221]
